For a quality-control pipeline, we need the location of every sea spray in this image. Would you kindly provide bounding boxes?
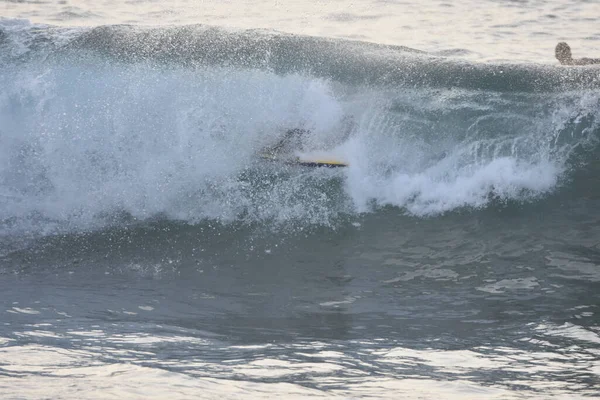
[1,20,599,237]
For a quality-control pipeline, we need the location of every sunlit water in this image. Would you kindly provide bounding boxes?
[2,0,600,63]
[1,1,600,399]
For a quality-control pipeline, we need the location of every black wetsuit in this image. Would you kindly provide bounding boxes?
[267,128,310,155]
[561,58,600,66]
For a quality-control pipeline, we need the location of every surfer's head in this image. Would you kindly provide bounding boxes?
[555,42,572,64]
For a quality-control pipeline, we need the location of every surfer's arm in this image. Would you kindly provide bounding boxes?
[263,128,310,156]
[577,58,600,65]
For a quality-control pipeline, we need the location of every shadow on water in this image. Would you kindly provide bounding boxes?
[1,189,600,397]
[2,182,600,345]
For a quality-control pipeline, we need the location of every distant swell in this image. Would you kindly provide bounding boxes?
[2,20,600,91]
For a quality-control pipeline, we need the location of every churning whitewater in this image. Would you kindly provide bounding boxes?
[2,9,600,400]
[1,20,598,238]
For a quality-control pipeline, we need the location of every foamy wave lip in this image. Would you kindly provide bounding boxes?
[0,33,596,237]
[347,157,560,216]
[0,61,351,235]
[0,17,33,28]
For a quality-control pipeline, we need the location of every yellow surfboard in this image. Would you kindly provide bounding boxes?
[261,154,348,168]
[295,158,348,168]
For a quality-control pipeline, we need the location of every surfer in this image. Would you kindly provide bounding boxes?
[260,128,348,167]
[264,128,310,156]
[555,42,600,66]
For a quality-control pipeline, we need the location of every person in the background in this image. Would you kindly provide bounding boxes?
[555,42,600,65]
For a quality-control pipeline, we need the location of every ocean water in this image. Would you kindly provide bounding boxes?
[1,1,600,399]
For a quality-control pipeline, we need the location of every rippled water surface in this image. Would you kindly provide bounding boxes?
[1,1,600,399]
[2,0,600,62]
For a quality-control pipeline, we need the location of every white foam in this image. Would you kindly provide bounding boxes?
[0,62,349,234]
[347,155,559,216]
[0,56,597,237]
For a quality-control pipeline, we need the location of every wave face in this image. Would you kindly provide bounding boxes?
[1,20,600,237]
